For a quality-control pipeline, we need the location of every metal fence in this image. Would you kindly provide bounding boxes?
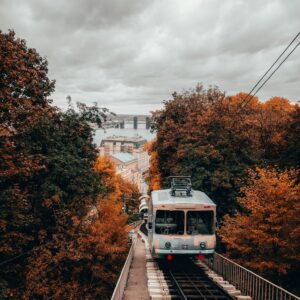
[204,253,300,300]
[111,221,141,300]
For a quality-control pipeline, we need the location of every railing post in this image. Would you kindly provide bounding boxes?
[202,253,300,300]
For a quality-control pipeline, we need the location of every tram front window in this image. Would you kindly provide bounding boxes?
[155,210,184,235]
[187,211,214,235]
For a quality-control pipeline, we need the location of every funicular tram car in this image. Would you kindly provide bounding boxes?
[139,195,149,221]
[147,177,216,259]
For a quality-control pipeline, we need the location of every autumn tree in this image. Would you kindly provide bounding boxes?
[1,101,113,298]
[18,126,133,299]
[281,104,300,171]
[149,83,299,292]
[94,156,122,199]
[118,178,140,214]
[89,155,142,297]
[144,140,161,191]
[1,30,128,299]
[23,194,128,300]
[151,86,263,216]
[0,30,55,297]
[94,155,140,214]
[257,97,293,161]
[150,84,298,216]
[219,167,300,288]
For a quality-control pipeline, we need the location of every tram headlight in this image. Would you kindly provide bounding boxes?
[200,242,206,249]
[165,242,171,249]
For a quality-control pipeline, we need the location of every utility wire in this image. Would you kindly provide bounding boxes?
[238,31,300,110]
[250,41,300,99]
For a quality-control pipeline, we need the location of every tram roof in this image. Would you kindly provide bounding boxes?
[151,189,215,206]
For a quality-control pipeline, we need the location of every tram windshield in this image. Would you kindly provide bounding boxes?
[155,210,184,235]
[187,211,214,235]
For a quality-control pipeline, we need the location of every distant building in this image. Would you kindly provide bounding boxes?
[110,152,142,191]
[111,152,138,171]
[100,135,149,171]
[99,135,150,192]
[100,135,146,154]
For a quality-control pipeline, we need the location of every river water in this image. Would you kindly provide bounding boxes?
[93,122,155,146]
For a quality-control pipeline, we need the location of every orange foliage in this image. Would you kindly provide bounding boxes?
[219,167,300,276]
[0,30,55,182]
[93,198,128,253]
[23,198,128,300]
[215,94,295,163]
[264,97,293,112]
[94,155,140,212]
[144,140,161,191]
[227,92,261,109]
[94,156,121,199]
[151,85,297,216]
[22,155,136,299]
[0,30,55,298]
[117,177,140,213]
[258,97,293,158]
[1,30,138,299]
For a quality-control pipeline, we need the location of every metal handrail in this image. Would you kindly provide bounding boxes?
[204,253,300,300]
[111,221,141,300]
[111,237,137,300]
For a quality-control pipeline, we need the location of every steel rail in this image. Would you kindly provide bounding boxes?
[169,270,188,300]
[158,258,232,300]
[182,270,207,298]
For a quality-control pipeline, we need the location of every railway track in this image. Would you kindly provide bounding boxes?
[157,257,233,300]
[140,221,232,299]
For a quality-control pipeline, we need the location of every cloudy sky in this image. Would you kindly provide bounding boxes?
[1,0,299,114]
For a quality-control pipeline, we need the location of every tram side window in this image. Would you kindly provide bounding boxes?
[155,210,184,235]
[187,211,214,235]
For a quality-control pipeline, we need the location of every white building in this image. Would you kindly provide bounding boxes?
[100,135,149,173]
[110,152,142,191]
[99,135,150,191]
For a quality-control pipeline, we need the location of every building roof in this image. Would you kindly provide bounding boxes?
[111,152,137,163]
[151,189,216,206]
[100,134,147,148]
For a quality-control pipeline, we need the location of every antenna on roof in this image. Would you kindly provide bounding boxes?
[169,176,192,197]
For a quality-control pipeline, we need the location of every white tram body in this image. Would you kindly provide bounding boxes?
[148,177,216,258]
[139,195,149,220]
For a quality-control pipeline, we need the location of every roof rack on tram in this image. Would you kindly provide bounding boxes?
[169,176,192,197]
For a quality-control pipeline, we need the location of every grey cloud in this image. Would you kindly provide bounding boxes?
[29,0,150,31]
[0,0,299,114]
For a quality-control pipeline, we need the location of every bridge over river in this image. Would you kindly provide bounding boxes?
[111,222,300,300]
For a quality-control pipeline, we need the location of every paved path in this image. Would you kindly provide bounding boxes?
[123,235,150,300]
